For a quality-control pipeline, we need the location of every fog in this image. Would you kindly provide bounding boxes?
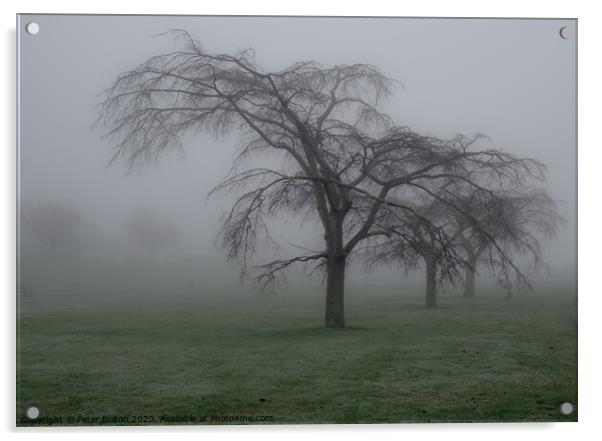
[17,15,577,305]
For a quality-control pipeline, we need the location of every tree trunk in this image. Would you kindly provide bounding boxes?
[463,255,477,298]
[325,255,346,328]
[324,214,346,328]
[425,256,437,308]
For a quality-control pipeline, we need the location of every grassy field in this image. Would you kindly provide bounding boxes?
[16,287,577,425]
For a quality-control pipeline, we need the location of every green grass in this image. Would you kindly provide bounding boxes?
[16,288,577,425]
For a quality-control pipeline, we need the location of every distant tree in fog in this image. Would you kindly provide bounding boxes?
[124,211,179,259]
[363,196,465,308]
[96,30,546,327]
[20,200,86,258]
[363,186,561,307]
[456,189,561,299]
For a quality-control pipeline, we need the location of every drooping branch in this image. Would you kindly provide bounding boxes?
[255,252,328,291]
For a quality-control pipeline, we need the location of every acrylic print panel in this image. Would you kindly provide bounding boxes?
[16,15,577,426]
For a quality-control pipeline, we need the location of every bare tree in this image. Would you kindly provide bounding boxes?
[364,184,560,308]
[363,198,464,308]
[457,189,561,298]
[96,30,545,327]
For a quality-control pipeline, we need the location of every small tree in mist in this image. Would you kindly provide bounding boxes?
[362,200,460,308]
[20,200,87,258]
[96,30,545,327]
[123,210,180,260]
[457,190,561,298]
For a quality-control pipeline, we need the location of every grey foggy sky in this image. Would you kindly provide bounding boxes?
[17,15,576,282]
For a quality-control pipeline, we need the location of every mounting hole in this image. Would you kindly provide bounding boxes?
[560,402,574,415]
[25,22,40,35]
[559,26,571,40]
[26,406,39,419]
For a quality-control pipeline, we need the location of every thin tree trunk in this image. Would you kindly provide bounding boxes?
[463,255,477,298]
[425,256,437,308]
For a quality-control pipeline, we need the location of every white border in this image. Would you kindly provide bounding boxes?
[3,1,600,440]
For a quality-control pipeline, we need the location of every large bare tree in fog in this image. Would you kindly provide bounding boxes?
[97,30,545,327]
